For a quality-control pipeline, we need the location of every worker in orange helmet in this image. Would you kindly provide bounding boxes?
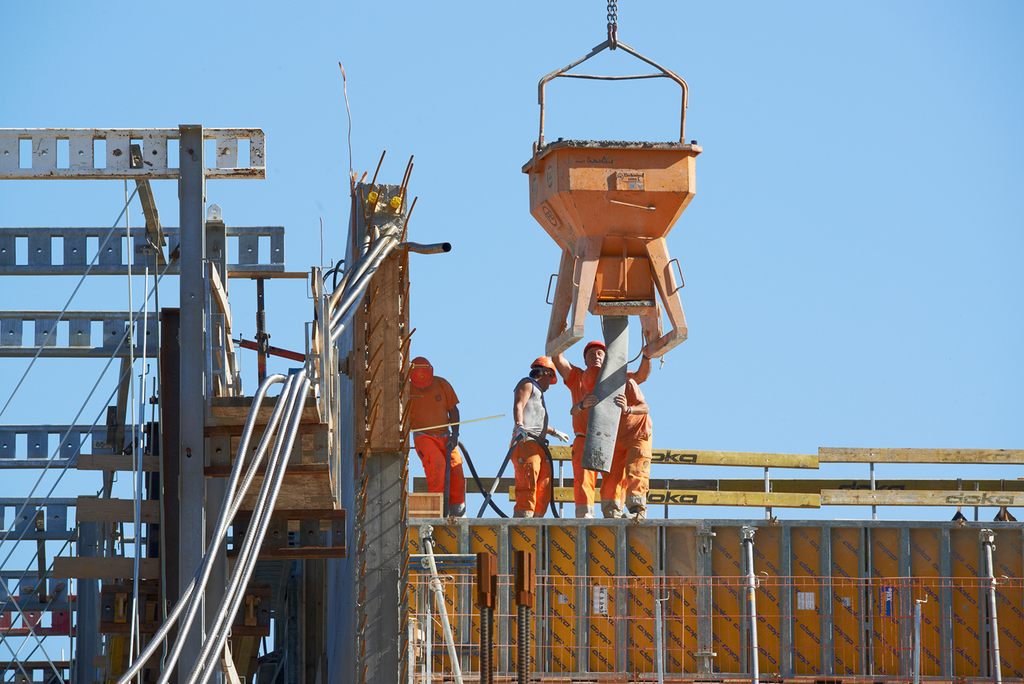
[511,357,570,518]
[553,341,650,518]
[408,357,466,517]
[601,376,654,519]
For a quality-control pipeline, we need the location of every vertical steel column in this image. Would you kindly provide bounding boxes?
[74,521,101,684]
[458,525,472,675]
[287,560,304,684]
[497,524,511,675]
[898,525,913,680]
[204,212,227,661]
[615,523,628,674]
[939,528,954,678]
[742,526,759,684]
[981,529,1002,684]
[695,524,716,677]
[177,124,206,681]
[574,522,588,677]
[819,526,835,676]
[779,526,794,678]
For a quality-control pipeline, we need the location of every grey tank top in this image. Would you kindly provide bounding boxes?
[519,377,548,442]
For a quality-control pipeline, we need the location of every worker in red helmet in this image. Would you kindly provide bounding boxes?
[603,377,654,519]
[510,357,570,518]
[408,357,466,517]
[553,342,650,517]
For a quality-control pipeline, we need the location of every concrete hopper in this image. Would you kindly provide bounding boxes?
[522,38,700,360]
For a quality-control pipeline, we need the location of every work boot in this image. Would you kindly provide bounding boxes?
[450,503,466,518]
[575,504,595,519]
[513,510,534,519]
[625,495,647,520]
[601,499,624,519]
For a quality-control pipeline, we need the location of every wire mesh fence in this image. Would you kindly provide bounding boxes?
[406,572,1024,682]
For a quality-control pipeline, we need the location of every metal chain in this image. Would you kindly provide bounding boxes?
[607,0,618,48]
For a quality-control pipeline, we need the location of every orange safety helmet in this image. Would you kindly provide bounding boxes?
[583,340,606,358]
[530,356,557,384]
[410,357,434,389]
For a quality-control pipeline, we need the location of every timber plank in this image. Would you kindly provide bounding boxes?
[77,453,159,472]
[547,445,818,468]
[76,497,160,524]
[821,489,1024,507]
[509,487,820,508]
[818,447,1024,464]
[53,557,160,579]
[722,479,1024,493]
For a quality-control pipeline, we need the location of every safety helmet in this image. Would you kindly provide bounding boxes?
[410,357,434,389]
[583,340,606,358]
[530,356,558,384]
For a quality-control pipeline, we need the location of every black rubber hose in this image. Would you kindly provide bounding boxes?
[444,441,451,517]
[461,440,509,518]
[539,441,561,519]
[474,436,524,518]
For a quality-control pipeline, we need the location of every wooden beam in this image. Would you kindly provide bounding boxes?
[722,479,1024,493]
[53,557,160,579]
[819,447,1024,464]
[412,477,719,494]
[548,445,818,469]
[822,489,1024,507]
[509,487,820,508]
[76,497,160,524]
[77,453,159,472]
[208,262,232,330]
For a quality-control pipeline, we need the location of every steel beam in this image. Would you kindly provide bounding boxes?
[177,123,206,681]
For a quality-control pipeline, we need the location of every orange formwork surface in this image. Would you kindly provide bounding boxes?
[406,518,1023,682]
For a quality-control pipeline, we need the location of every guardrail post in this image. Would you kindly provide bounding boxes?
[742,526,759,684]
[980,529,1002,684]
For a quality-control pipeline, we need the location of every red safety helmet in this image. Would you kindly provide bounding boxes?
[410,357,434,389]
[583,340,606,358]
[530,356,557,384]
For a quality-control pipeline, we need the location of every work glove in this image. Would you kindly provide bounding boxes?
[551,428,570,443]
[512,425,528,442]
[446,432,459,454]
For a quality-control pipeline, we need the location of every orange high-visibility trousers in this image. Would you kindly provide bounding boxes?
[570,435,598,506]
[513,440,552,517]
[414,433,465,505]
[599,436,652,504]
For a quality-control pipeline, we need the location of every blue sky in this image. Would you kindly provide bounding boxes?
[1,1,1022,521]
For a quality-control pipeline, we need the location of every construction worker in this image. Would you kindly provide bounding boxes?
[511,357,570,518]
[408,357,466,517]
[599,378,653,519]
[554,342,650,518]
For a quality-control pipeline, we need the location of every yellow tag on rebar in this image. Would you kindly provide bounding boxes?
[367,191,379,204]
[390,196,402,210]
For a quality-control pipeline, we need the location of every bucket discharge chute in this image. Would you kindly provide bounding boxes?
[523,32,701,472]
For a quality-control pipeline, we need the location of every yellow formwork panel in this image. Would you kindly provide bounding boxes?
[547,526,578,673]
[910,528,944,677]
[751,526,783,675]
[664,527,700,675]
[626,526,658,674]
[950,528,983,677]
[869,528,901,677]
[588,526,617,672]
[509,525,538,673]
[470,525,499,674]
[830,527,862,675]
[791,526,822,675]
[710,526,745,673]
[992,531,1023,679]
